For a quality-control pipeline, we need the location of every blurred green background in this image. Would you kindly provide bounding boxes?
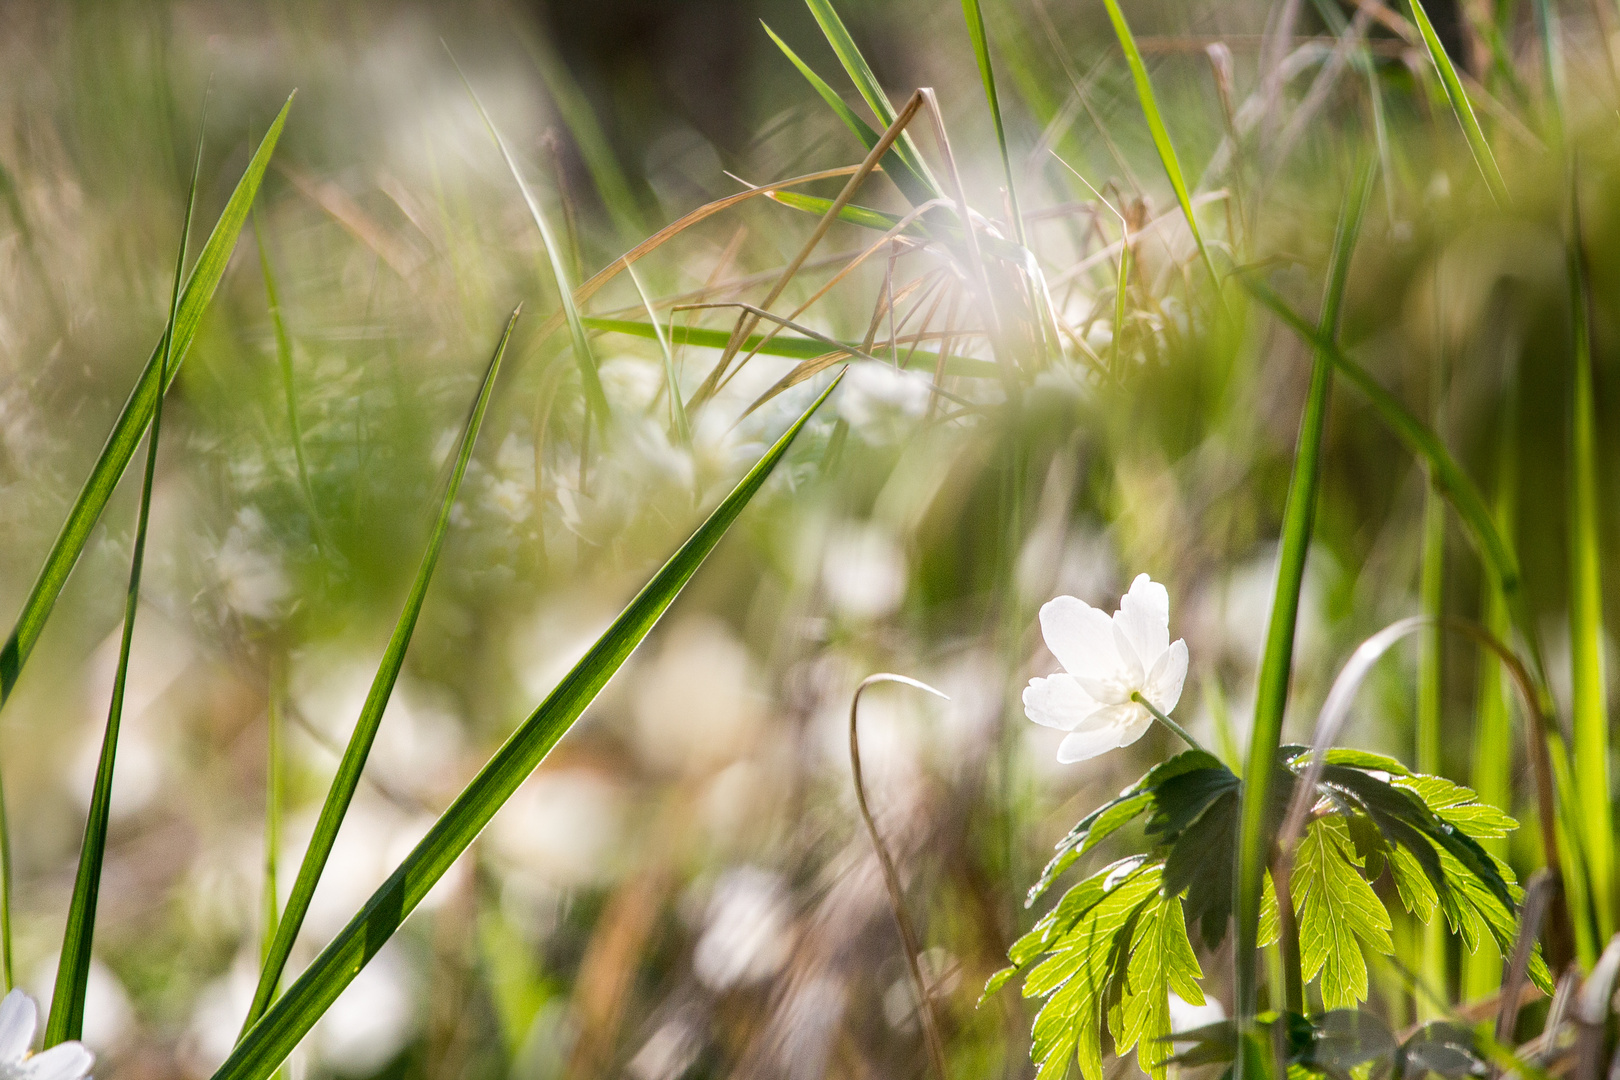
[0,0,1616,1076]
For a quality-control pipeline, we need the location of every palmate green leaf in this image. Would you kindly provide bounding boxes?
[1294,819,1393,1010]
[0,93,294,708]
[1117,893,1204,1080]
[46,107,208,1049]
[238,307,521,1037]
[210,373,845,1080]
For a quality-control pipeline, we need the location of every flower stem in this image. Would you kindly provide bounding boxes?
[1131,692,1204,752]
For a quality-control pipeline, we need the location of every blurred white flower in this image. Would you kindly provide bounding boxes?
[213,507,290,619]
[1169,990,1225,1034]
[27,959,129,1057]
[1023,574,1188,762]
[691,866,794,991]
[837,362,930,433]
[487,770,627,887]
[313,943,418,1076]
[0,989,93,1080]
[633,617,761,774]
[821,523,907,620]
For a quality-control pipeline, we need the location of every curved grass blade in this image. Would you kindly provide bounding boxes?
[46,104,208,1048]
[1234,160,1374,1050]
[762,22,936,206]
[239,306,521,1036]
[1408,0,1509,204]
[801,0,941,199]
[452,56,609,425]
[1097,0,1223,297]
[1565,176,1611,942]
[626,264,690,445]
[0,92,293,709]
[211,372,845,1080]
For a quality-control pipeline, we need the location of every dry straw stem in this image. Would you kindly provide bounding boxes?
[848,674,950,1080]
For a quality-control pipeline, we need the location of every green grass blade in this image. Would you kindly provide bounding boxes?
[262,670,285,973]
[1409,0,1510,204]
[1465,389,1517,999]
[453,59,610,425]
[212,372,844,1080]
[801,0,942,199]
[582,317,997,378]
[517,24,648,240]
[1234,160,1374,1045]
[958,0,1027,247]
[0,771,11,992]
[1565,178,1611,941]
[762,22,937,206]
[626,264,690,445]
[239,307,520,1036]
[1418,438,1447,1016]
[46,104,207,1048]
[1097,0,1223,297]
[0,92,293,709]
[253,214,324,548]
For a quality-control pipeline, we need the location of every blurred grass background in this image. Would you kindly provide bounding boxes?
[0,0,1616,1076]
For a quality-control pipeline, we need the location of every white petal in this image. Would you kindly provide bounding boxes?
[1056,726,1123,763]
[1115,574,1170,671]
[18,1042,91,1080]
[1144,639,1189,714]
[1022,674,1102,731]
[0,990,36,1064]
[1038,596,1119,679]
[1109,618,1145,688]
[1112,703,1156,749]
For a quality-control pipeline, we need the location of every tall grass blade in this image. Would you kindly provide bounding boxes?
[453,58,610,424]
[626,265,690,445]
[1408,0,1510,204]
[46,106,207,1048]
[211,372,844,1080]
[762,22,937,206]
[1241,272,1600,966]
[0,93,293,709]
[1234,160,1374,1053]
[0,773,10,992]
[1418,302,1449,1016]
[959,0,1027,248]
[1097,0,1223,297]
[801,0,941,198]
[1465,389,1517,999]
[239,307,521,1036]
[262,671,285,972]
[1565,176,1611,942]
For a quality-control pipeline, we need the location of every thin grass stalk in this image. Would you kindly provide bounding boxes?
[261,668,285,972]
[1234,159,1374,1064]
[0,772,10,992]
[1418,283,1449,1016]
[959,0,1026,250]
[0,95,291,709]
[212,373,844,1080]
[240,307,520,1036]
[1465,388,1518,999]
[452,58,609,425]
[253,214,323,549]
[1408,0,1510,203]
[46,109,206,1048]
[1565,173,1612,942]
[1097,0,1224,300]
[626,264,690,446]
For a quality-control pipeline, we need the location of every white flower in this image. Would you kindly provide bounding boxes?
[0,988,93,1080]
[1023,574,1189,763]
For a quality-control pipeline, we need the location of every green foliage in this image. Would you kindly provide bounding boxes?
[994,748,1549,1080]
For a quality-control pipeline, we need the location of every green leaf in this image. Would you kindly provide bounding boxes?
[1117,893,1205,1080]
[1408,0,1510,204]
[1164,789,1239,950]
[210,373,845,1080]
[761,22,936,206]
[1293,819,1393,1009]
[0,93,294,708]
[455,61,610,424]
[46,108,209,1049]
[800,0,941,201]
[239,307,521,1037]
[1393,776,1518,839]
[583,316,999,381]
[1236,161,1375,1026]
[1096,0,1221,295]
